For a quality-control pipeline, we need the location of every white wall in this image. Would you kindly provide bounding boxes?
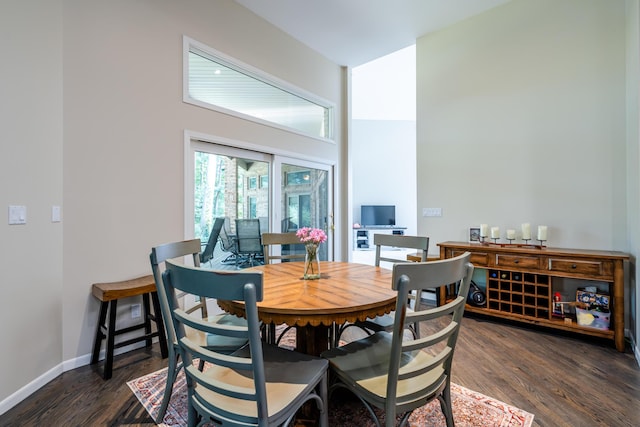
[0,0,63,409]
[352,45,416,121]
[626,0,640,361]
[1,0,344,412]
[417,0,627,251]
[351,46,418,239]
[417,0,637,356]
[351,120,417,234]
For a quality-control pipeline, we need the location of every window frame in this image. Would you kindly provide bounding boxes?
[183,36,335,143]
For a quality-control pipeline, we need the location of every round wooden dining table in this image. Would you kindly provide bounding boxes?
[217,261,396,356]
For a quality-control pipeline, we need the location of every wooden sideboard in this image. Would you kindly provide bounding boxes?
[437,241,629,352]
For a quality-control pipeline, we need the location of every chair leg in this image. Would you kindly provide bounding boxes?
[104,300,118,380]
[438,383,455,427]
[150,291,169,358]
[267,323,276,344]
[318,372,329,427]
[91,301,108,365]
[142,293,152,348]
[155,352,180,423]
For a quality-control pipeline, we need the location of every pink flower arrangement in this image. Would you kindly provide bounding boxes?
[296,227,327,245]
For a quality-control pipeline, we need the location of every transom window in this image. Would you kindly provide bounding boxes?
[184,37,334,141]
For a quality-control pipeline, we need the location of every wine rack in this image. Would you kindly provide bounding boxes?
[487,270,550,319]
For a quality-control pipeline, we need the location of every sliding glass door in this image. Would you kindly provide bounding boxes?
[191,142,270,244]
[186,139,333,263]
[275,158,332,261]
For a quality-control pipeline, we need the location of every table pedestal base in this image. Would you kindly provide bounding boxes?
[295,324,329,356]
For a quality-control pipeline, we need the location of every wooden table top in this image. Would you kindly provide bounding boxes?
[217,261,396,328]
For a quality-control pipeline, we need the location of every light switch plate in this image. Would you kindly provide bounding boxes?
[423,207,442,217]
[52,205,61,223]
[8,205,27,225]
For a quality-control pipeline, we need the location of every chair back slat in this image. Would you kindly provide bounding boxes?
[164,261,263,301]
[179,336,252,371]
[185,364,257,402]
[397,346,451,381]
[374,234,429,266]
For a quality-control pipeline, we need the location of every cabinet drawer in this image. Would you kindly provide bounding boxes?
[495,254,540,269]
[548,258,613,278]
[449,249,489,267]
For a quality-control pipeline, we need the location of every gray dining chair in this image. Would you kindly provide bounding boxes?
[149,239,248,423]
[335,234,430,345]
[162,260,329,427]
[321,252,473,427]
[262,232,305,264]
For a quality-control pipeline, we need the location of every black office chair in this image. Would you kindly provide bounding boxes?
[218,217,239,264]
[235,218,264,268]
[199,217,224,266]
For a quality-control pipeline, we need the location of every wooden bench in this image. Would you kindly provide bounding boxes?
[90,275,168,379]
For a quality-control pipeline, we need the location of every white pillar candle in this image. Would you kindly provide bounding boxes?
[537,225,548,241]
[480,223,489,237]
[490,226,500,239]
[506,229,516,240]
[521,223,531,240]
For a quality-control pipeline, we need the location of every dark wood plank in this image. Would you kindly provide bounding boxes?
[2,314,639,426]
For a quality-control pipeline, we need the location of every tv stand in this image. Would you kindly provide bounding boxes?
[353,226,406,250]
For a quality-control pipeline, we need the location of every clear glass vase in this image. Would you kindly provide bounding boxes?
[303,243,321,280]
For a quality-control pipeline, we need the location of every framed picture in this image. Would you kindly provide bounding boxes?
[469,227,480,242]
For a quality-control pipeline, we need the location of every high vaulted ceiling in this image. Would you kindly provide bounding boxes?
[234,0,511,67]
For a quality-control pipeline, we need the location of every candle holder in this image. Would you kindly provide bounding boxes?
[507,238,515,245]
[522,239,530,245]
[538,239,547,247]
[492,238,499,244]
[480,235,487,243]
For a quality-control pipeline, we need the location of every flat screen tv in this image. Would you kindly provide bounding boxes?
[361,205,396,226]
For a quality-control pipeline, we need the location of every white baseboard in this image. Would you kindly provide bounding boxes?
[0,340,149,416]
[0,363,62,416]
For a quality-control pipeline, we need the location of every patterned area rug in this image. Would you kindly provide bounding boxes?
[128,365,534,427]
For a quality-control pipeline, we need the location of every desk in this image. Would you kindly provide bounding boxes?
[217,261,395,356]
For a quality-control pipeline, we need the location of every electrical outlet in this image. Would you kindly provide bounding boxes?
[131,303,141,319]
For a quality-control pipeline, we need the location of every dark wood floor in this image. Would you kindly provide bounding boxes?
[2,314,639,427]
